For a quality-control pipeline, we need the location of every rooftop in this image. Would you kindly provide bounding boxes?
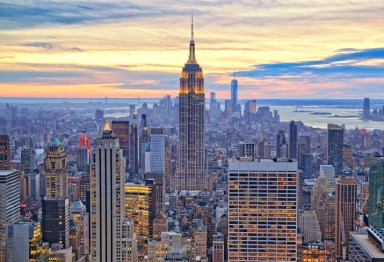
[50,138,62,146]
[350,231,384,258]
[0,170,19,176]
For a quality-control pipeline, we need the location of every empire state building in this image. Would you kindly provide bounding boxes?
[175,20,207,191]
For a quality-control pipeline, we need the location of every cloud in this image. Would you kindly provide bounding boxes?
[22,42,84,52]
[238,48,384,80]
[0,1,193,30]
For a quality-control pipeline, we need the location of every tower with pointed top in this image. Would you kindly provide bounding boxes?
[175,18,207,191]
[231,70,238,111]
[90,119,126,262]
[45,138,68,198]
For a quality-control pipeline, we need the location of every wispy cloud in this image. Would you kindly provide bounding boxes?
[238,48,384,80]
[22,42,83,52]
[1,0,384,98]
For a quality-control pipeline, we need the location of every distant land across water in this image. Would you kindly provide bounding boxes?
[1,97,384,107]
[1,97,384,130]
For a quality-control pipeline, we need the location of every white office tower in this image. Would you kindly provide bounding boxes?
[90,120,125,262]
[228,158,298,261]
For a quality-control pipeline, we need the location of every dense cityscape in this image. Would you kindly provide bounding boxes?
[1,6,384,262]
[0,0,384,262]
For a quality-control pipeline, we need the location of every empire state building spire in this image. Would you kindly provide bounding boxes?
[187,15,196,64]
[175,18,207,191]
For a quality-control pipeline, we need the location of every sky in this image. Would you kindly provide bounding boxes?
[0,0,384,99]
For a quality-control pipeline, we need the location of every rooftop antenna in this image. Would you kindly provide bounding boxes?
[191,14,194,41]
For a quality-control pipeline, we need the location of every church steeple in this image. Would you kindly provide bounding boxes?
[187,15,196,64]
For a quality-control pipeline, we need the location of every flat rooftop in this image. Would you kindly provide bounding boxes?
[350,231,384,259]
[228,158,297,172]
[0,170,18,176]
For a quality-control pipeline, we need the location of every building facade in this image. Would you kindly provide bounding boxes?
[150,128,165,174]
[124,182,153,260]
[289,120,298,159]
[45,138,68,198]
[175,21,207,191]
[111,120,130,172]
[231,74,238,111]
[228,158,298,261]
[368,156,384,228]
[42,198,70,249]
[327,124,344,177]
[90,120,125,262]
[0,135,10,170]
[0,170,21,260]
[335,177,356,260]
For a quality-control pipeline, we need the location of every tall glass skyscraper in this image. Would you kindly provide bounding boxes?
[327,124,344,177]
[231,73,238,111]
[150,128,165,174]
[175,20,207,191]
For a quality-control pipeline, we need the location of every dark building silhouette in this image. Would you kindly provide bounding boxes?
[363,98,370,120]
[289,120,298,159]
[42,198,69,249]
[327,124,344,177]
[276,130,287,158]
[0,135,10,170]
[111,120,130,172]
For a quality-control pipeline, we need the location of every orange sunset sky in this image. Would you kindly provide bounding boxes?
[1,0,384,99]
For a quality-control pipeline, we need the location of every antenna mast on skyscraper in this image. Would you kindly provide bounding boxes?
[191,14,194,41]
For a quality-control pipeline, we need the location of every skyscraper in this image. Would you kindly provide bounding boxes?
[77,147,89,172]
[78,134,91,172]
[363,97,370,120]
[0,135,10,170]
[335,177,356,260]
[124,181,153,260]
[0,170,20,260]
[45,138,68,198]
[231,72,238,111]
[298,133,311,177]
[238,142,256,158]
[244,100,256,124]
[209,92,218,118]
[90,120,125,262]
[175,19,207,191]
[21,148,36,174]
[129,118,139,177]
[6,222,49,262]
[140,114,150,174]
[276,129,287,158]
[368,155,384,228]
[289,120,298,159]
[228,158,298,261]
[150,128,165,174]
[111,120,130,172]
[327,124,344,177]
[42,198,70,249]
